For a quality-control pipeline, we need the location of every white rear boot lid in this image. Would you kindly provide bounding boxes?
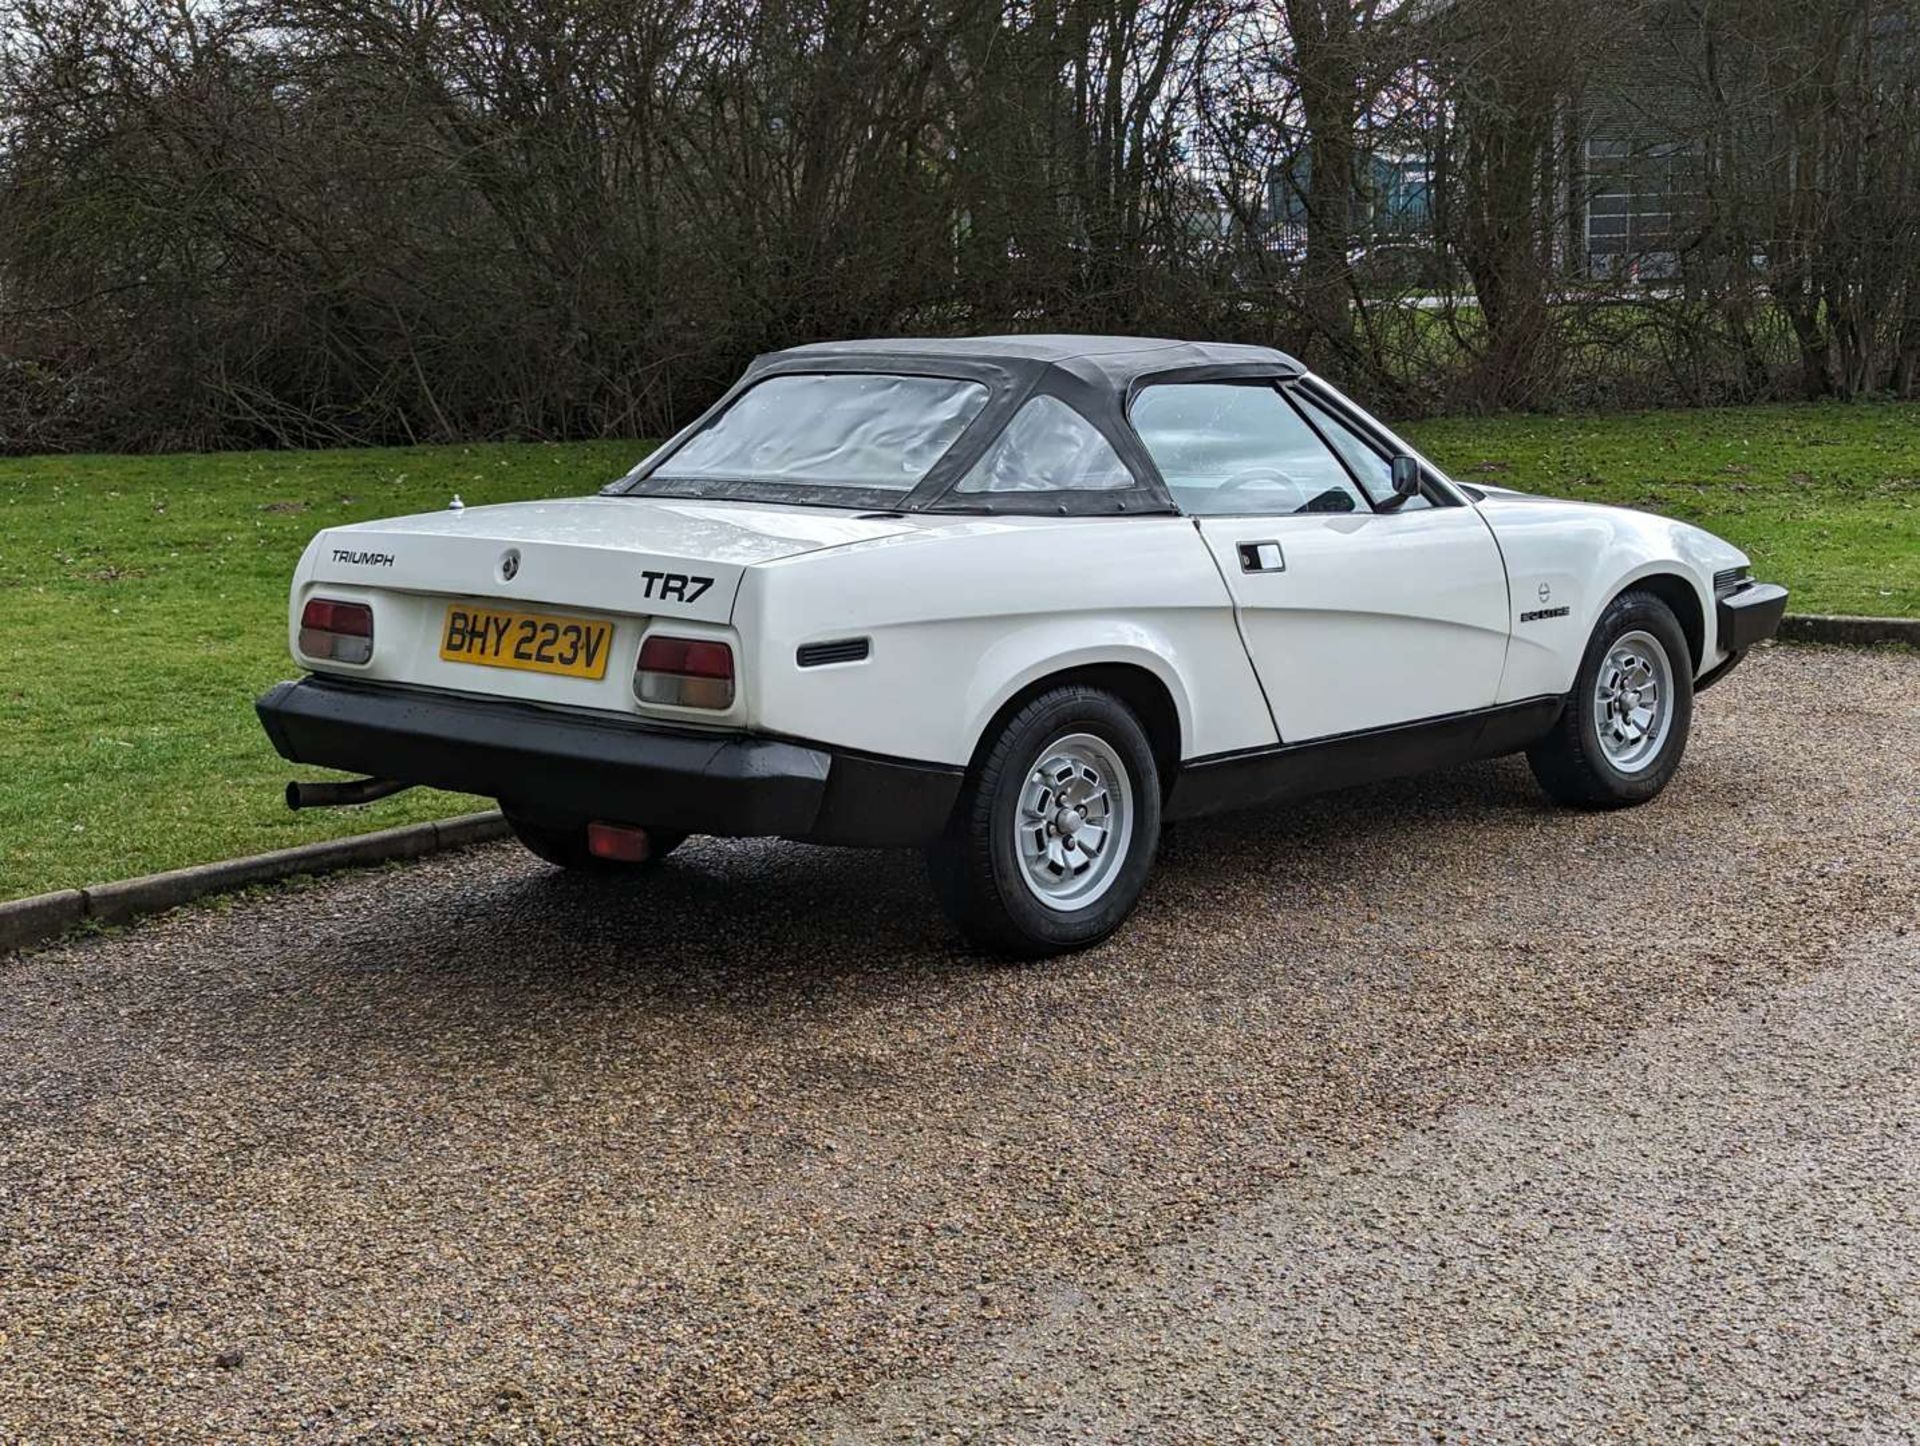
[308,496,915,623]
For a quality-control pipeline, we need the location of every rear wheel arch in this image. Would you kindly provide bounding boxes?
[932,678,1165,956]
[970,662,1182,793]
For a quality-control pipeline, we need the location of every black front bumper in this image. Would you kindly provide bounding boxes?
[1718,581,1790,652]
[1697,580,1790,691]
[256,676,962,847]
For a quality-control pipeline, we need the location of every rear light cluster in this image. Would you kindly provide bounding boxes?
[299,597,374,664]
[636,635,734,709]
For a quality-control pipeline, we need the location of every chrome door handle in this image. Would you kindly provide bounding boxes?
[1237,540,1286,573]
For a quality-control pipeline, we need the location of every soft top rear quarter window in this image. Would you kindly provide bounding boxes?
[956,395,1132,494]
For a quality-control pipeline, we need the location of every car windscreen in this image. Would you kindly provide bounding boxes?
[630,373,990,497]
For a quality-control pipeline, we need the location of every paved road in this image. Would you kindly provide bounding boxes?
[1,645,1915,1443]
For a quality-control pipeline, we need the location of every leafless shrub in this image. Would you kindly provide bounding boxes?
[1,0,1916,452]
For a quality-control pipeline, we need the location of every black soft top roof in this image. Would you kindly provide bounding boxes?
[759,334,1305,392]
[620,333,1319,515]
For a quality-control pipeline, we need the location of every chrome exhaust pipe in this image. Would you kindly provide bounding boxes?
[285,777,412,810]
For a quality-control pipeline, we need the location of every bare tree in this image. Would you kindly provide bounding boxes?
[3,0,1918,453]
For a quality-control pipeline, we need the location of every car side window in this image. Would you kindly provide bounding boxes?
[1290,389,1434,513]
[955,395,1134,493]
[1128,383,1371,517]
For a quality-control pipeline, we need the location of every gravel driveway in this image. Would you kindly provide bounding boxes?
[1,644,1915,1443]
[828,935,1920,1443]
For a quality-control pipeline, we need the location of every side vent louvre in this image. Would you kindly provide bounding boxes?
[797,638,871,668]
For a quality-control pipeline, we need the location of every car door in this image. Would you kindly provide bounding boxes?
[1129,379,1510,742]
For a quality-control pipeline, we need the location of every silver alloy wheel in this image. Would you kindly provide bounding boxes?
[1593,628,1674,773]
[1014,732,1135,910]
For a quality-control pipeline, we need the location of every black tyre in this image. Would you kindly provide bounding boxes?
[928,685,1161,958]
[1528,588,1694,808]
[503,810,688,872]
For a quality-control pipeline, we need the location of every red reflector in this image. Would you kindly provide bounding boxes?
[300,598,373,636]
[586,822,653,862]
[637,635,733,679]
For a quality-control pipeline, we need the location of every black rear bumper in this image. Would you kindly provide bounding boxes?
[256,676,961,847]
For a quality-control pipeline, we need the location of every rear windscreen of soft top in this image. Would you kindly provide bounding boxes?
[634,373,990,497]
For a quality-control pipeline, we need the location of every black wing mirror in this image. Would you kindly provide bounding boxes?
[1390,454,1422,499]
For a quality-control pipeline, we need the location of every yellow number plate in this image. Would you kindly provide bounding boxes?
[439,604,614,680]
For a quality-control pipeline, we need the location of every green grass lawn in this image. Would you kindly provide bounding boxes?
[2,399,1915,902]
[1406,400,1920,618]
[0,440,644,902]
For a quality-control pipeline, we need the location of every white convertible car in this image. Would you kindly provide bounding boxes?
[259,336,1787,954]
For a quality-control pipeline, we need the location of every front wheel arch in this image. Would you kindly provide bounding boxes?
[1616,570,1705,675]
[1529,587,1694,808]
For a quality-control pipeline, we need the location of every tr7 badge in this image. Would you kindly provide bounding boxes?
[640,569,715,603]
